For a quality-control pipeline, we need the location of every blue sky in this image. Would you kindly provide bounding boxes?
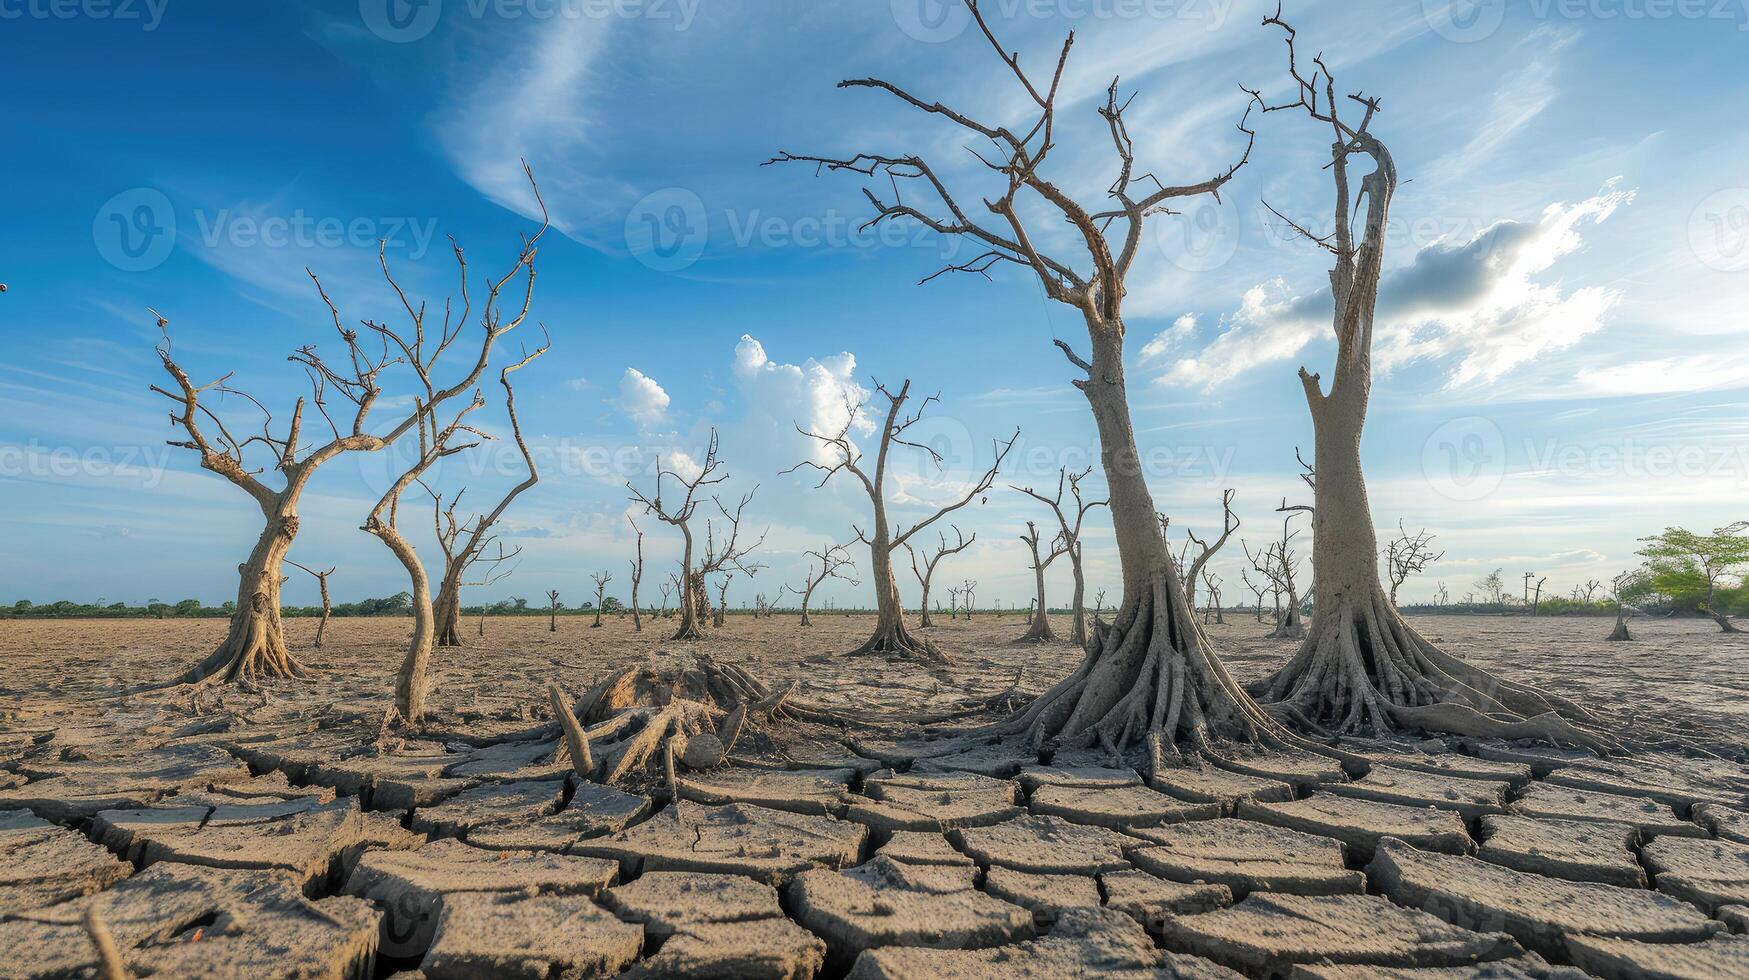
[2,0,1747,610]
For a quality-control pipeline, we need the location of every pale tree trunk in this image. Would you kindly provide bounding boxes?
[673,528,704,641]
[434,568,464,647]
[176,499,307,684]
[313,570,332,649]
[376,523,437,723]
[918,578,935,627]
[1000,324,1286,753]
[1020,552,1056,642]
[1068,561,1087,647]
[856,538,939,660]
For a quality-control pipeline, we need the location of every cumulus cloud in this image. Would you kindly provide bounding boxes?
[617,368,671,428]
[732,335,871,458]
[1163,183,1635,390]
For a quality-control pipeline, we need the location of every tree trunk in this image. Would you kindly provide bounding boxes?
[630,583,642,632]
[673,528,704,641]
[1607,604,1632,641]
[374,524,436,723]
[433,567,464,647]
[175,504,308,684]
[919,576,934,628]
[1251,367,1601,747]
[852,541,945,663]
[1021,561,1056,642]
[998,323,1283,753]
[1068,562,1087,647]
[314,572,332,649]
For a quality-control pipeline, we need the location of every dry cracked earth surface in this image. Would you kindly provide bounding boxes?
[1,613,1747,979]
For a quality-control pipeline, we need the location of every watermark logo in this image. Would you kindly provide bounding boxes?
[93,188,176,272]
[1421,415,1506,501]
[361,0,443,42]
[625,188,708,272]
[1158,198,1239,272]
[1688,188,1749,273]
[1424,0,1508,42]
[891,0,973,42]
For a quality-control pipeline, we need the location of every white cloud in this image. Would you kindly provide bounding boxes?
[429,16,629,246]
[1158,281,1325,389]
[732,334,872,460]
[618,368,671,427]
[564,376,590,392]
[1139,314,1198,365]
[1166,184,1635,390]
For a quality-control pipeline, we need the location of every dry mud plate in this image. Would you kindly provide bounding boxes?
[2,614,1748,977]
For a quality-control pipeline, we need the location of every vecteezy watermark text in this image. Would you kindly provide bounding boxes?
[192,210,440,260]
[0,0,168,30]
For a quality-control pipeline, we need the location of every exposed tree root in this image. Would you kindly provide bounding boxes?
[847,619,951,666]
[174,595,310,686]
[546,658,876,786]
[1267,608,1306,640]
[1252,583,1616,752]
[994,568,1315,761]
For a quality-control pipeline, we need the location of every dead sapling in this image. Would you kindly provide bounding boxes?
[426,359,540,647]
[786,380,1015,665]
[629,429,767,641]
[285,560,336,649]
[1018,521,1071,642]
[903,526,974,629]
[590,571,612,628]
[1013,467,1107,645]
[797,543,858,627]
[627,517,645,632]
[1384,521,1444,605]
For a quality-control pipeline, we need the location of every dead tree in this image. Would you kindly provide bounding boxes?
[430,351,542,647]
[1171,489,1239,610]
[547,590,561,632]
[156,171,548,687]
[1527,575,1547,617]
[365,384,490,722]
[713,574,732,627]
[1239,566,1268,623]
[798,543,858,626]
[770,3,1308,753]
[1384,521,1443,605]
[1579,579,1603,602]
[961,580,977,621]
[1247,512,1306,640]
[786,380,1015,664]
[286,561,335,649]
[1245,14,1603,748]
[947,586,962,620]
[1013,467,1106,645]
[628,518,645,632]
[1018,521,1070,642]
[657,577,675,620]
[628,430,765,641]
[1202,569,1225,624]
[590,571,612,628]
[904,526,974,628]
[368,324,548,722]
